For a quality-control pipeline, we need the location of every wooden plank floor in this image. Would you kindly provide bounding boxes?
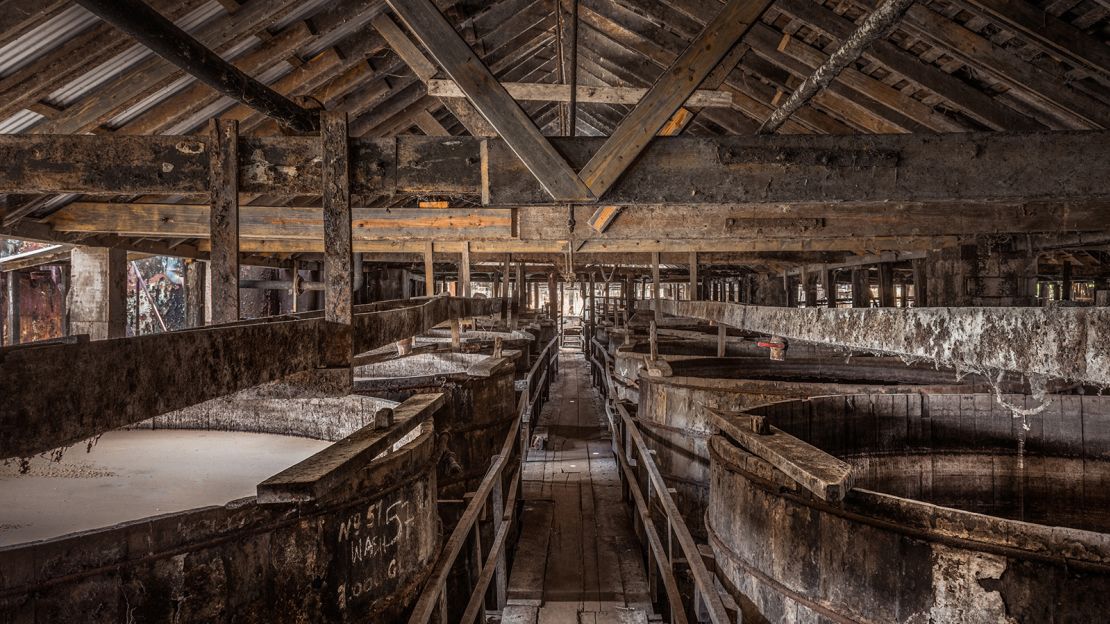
[505,352,653,623]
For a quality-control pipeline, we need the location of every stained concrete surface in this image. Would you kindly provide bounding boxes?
[0,429,329,546]
[506,352,653,623]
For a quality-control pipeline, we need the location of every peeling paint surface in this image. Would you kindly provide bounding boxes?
[924,546,1016,624]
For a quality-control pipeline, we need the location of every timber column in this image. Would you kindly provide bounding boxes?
[750,272,786,306]
[68,247,127,340]
[925,238,1038,306]
[320,111,354,393]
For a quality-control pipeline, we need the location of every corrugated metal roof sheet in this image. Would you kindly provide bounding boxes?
[105,34,262,129]
[46,1,226,107]
[165,95,235,135]
[0,5,99,77]
[165,61,293,135]
[0,109,43,135]
[270,0,332,32]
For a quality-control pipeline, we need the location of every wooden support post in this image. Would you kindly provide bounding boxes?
[209,118,239,325]
[823,267,837,308]
[878,262,896,307]
[516,262,526,312]
[184,259,206,327]
[424,241,435,297]
[450,318,461,349]
[352,252,364,305]
[717,324,726,358]
[649,320,659,362]
[651,252,661,315]
[1062,261,1073,301]
[322,112,353,326]
[459,242,471,298]
[911,258,927,307]
[851,268,869,308]
[624,275,634,324]
[502,255,512,323]
[803,270,819,307]
[321,111,353,392]
[559,0,579,136]
[785,274,798,307]
[588,270,596,330]
[689,252,698,301]
[547,271,558,319]
[4,271,19,345]
[290,259,301,313]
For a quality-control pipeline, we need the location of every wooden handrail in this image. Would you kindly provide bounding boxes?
[615,401,731,624]
[459,468,521,622]
[611,430,690,624]
[592,334,733,624]
[408,334,560,624]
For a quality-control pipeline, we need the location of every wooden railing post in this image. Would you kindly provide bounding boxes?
[490,459,508,610]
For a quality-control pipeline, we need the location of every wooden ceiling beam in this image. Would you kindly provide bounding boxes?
[372,12,496,137]
[0,131,1104,205]
[198,235,962,255]
[47,199,1110,241]
[892,1,1110,128]
[114,21,317,136]
[773,0,1041,131]
[385,0,591,201]
[428,79,732,107]
[953,0,1110,84]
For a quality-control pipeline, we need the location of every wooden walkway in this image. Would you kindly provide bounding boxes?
[504,352,653,624]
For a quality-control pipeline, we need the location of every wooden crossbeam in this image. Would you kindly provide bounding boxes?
[35,0,306,136]
[427,79,733,107]
[577,0,772,198]
[385,0,591,201]
[0,132,1105,206]
[47,203,513,240]
[194,236,961,255]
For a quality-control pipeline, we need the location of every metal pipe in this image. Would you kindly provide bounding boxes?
[757,0,915,134]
